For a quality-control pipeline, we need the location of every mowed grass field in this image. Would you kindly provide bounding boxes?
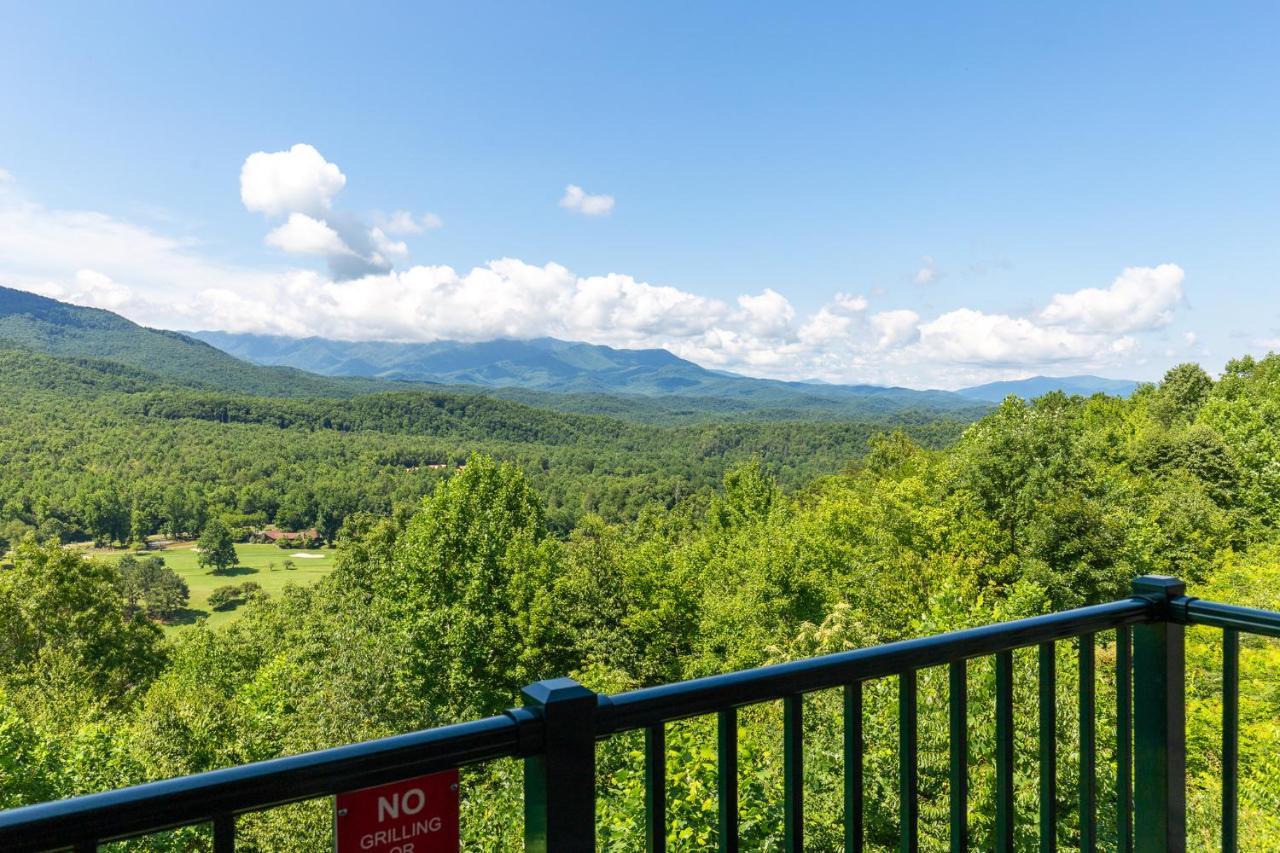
[94,542,337,633]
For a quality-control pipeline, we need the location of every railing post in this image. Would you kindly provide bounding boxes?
[1131,576,1186,853]
[522,677,597,852]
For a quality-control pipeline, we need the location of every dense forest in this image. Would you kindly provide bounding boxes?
[2,346,1278,849]
[0,346,969,546]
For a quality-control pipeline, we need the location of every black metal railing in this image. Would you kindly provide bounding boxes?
[0,574,1272,852]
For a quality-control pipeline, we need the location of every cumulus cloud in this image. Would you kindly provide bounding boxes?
[0,156,1197,388]
[240,144,346,216]
[915,308,1134,366]
[31,269,135,311]
[241,144,396,280]
[0,168,12,183]
[560,184,615,216]
[798,292,869,346]
[265,213,352,256]
[735,289,796,338]
[370,227,409,260]
[870,309,920,350]
[1039,263,1185,333]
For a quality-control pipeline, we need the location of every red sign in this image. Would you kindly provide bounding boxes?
[335,769,460,853]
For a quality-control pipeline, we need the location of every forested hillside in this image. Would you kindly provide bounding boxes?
[0,287,991,423]
[190,329,986,414]
[0,346,970,548]
[0,286,420,398]
[2,352,1278,849]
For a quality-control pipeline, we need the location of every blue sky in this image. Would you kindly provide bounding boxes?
[1,2,1278,387]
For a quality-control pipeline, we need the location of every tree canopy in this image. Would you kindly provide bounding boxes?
[4,351,1280,847]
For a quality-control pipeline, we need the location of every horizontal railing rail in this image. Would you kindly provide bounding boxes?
[1,574,1277,852]
[1181,596,1280,638]
[597,596,1153,733]
[0,713,538,852]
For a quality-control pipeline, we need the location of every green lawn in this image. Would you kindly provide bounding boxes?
[101,542,336,633]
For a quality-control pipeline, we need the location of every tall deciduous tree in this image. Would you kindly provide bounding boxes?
[196,520,237,575]
[382,453,568,720]
[0,539,164,700]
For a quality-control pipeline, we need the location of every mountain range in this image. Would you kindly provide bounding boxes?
[189,329,1142,404]
[958,374,1141,402]
[0,286,1139,419]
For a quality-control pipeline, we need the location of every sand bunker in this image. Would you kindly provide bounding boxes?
[291,552,326,559]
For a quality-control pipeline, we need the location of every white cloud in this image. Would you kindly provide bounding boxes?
[370,227,409,260]
[240,143,346,216]
[1183,331,1197,347]
[798,292,869,346]
[382,210,443,235]
[0,168,12,183]
[241,145,396,280]
[1255,337,1280,351]
[735,289,796,338]
[265,213,353,256]
[915,308,1134,365]
[914,256,940,285]
[0,196,278,314]
[870,309,920,350]
[31,269,135,311]
[1039,263,1185,333]
[560,184,615,216]
[0,154,1198,388]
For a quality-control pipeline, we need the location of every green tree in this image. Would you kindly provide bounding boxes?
[0,539,164,700]
[117,555,189,621]
[196,520,237,575]
[382,453,568,719]
[206,585,239,611]
[1150,362,1213,425]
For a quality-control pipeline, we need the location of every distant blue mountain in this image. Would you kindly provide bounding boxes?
[958,375,1141,402]
[189,331,989,415]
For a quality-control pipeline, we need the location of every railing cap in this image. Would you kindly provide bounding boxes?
[522,677,594,708]
[1132,575,1186,600]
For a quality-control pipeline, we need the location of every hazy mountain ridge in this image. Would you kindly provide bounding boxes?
[958,375,1141,401]
[0,286,406,398]
[189,330,989,414]
[0,286,1134,421]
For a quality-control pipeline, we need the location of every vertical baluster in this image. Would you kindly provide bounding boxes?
[949,661,968,853]
[845,683,864,853]
[1132,576,1187,853]
[784,694,804,852]
[995,651,1015,853]
[900,669,918,853]
[646,723,666,853]
[213,813,235,853]
[1223,629,1239,853]
[1116,626,1132,853]
[1039,642,1057,853]
[1080,633,1096,852]
[718,708,739,853]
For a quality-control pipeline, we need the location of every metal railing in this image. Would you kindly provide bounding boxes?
[0,574,1270,852]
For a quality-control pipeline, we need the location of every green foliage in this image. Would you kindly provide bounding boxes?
[0,540,164,701]
[206,582,265,612]
[1149,362,1213,426]
[4,351,1280,849]
[196,521,237,574]
[381,454,569,720]
[0,347,969,550]
[117,555,189,621]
